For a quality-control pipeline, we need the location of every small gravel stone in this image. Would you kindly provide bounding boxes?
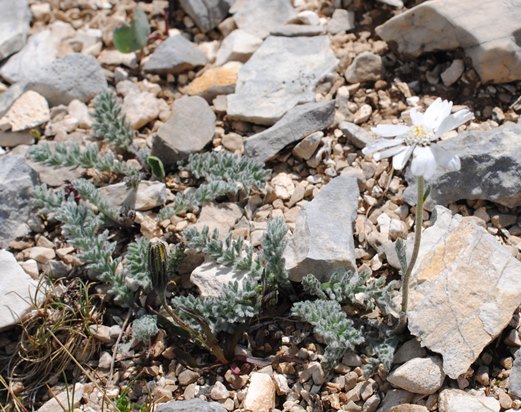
[387,356,445,395]
[210,381,229,401]
[243,372,276,412]
[178,369,200,386]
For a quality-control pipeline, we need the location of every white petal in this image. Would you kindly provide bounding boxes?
[431,146,461,171]
[410,146,437,179]
[392,145,414,170]
[423,98,452,130]
[371,124,410,137]
[373,145,406,161]
[409,108,424,126]
[362,137,404,155]
[434,109,473,138]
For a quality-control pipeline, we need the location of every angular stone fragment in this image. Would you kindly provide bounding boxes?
[215,29,262,66]
[191,261,249,298]
[151,96,216,168]
[387,357,445,395]
[407,206,521,378]
[438,389,500,412]
[0,91,50,131]
[344,51,382,83]
[185,62,241,101]
[375,0,521,83]
[155,399,227,412]
[339,121,376,149]
[284,174,359,282]
[508,348,521,397]
[122,91,160,129]
[193,202,243,240]
[327,9,355,34]
[404,122,521,209]
[26,53,107,106]
[179,0,230,32]
[227,35,338,125]
[232,0,296,39]
[244,100,335,163]
[243,372,276,412]
[143,35,207,74]
[0,250,39,330]
[0,0,31,60]
[98,181,167,212]
[0,154,39,247]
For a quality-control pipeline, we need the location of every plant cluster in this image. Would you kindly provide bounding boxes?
[26,90,404,385]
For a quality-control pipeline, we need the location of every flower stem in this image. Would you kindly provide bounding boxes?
[397,175,424,331]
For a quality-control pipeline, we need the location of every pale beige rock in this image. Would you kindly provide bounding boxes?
[36,383,83,412]
[271,172,295,200]
[215,29,262,66]
[438,389,500,412]
[0,250,40,330]
[27,246,55,263]
[441,59,464,86]
[0,91,50,131]
[387,356,445,395]
[243,372,276,412]
[191,260,249,297]
[193,202,243,240]
[98,49,137,68]
[68,100,92,128]
[375,0,521,83]
[122,91,161,129]
[98,180,167,211]
[390,405,429,412]
[407,206,521,378]
[344,52,382,83]
[185,62,241,101]
[19,259,39,279]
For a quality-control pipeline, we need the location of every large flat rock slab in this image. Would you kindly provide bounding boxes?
[0,0,31,60]
[375,0,521,83]
[407,206,521,379]
[226,35,338,125]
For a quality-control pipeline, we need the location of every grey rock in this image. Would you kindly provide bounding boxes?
[0,83,26,118]
[193,202,243,240]
[270,24,324,37]
[98,181,168,212]
[0,250,40,330]
[438,389,500,412]
[327,9,355,34]
[339,121,376,149]
[375,0,521,83]
[377,389,415,412]
[244,100,335,162]
[143,35,207,74]
[179,0,230,32]
[191,260,249,297]
[227,35,338,125]
[151,96,215,169]
[155,399,227,412]
[292,131,323,160]
[387,356,445,395]
[0,154,39,248]
[0,21,75,84]
[26,53,107,106]
[215,29,262,66]
[0,131,34,147]
[232,0,297,39]
[404,122,521,209]
[393,338,427,364]
[344,51,382,83]
[509,348,521,397]
[407,206,521,378]
[284,174,359,282]
[0,0,31,60]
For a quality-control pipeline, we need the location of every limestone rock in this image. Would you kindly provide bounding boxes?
[270,24,324,37]
[0,21,75,84]
[155,399,227,412]
[143,35,207,74]
[0,250,39,330]
[227,35,338,125]
[378,389,415,412]
[0,83,25,118]
[191,260,249,297]
[215,29,262,66]
[232,0,296,39]
[36,384,84,412]
[0,0,31,60]
[407,206,521,378]
[438,389,500,412]
[327,9,355,34]
[243,372,276,412]
[393,338,427,364]
[122,91,160,129]
[185,62,241,101]
[179,0,230,32]
[151,96,216,168]
[244,100,335,162]
[98,49,137,68]
[441,59,465,86]
[26,53,107,106]
[375,0,521,83]
[339,121,376,149]
[0,131,33,147]
[390,405,429,412]
[404,122,521,209]
[508,348,521,397]
[387,357,445,395]
[193,202,243,239]
[284,174,359,282]
[98,181,167,211]
[292,131,323,160]
[0,154,39,247]
[0,91,49,131]
[345,51,382,83]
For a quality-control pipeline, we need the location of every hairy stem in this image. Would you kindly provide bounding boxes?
[398,175,424,330]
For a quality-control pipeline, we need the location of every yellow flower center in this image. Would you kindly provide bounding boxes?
[405,125,433,146]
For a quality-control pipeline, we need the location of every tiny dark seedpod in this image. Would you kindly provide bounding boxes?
[148,240,168,293]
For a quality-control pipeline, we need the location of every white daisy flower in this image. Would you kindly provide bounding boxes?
[362,98,473,179]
